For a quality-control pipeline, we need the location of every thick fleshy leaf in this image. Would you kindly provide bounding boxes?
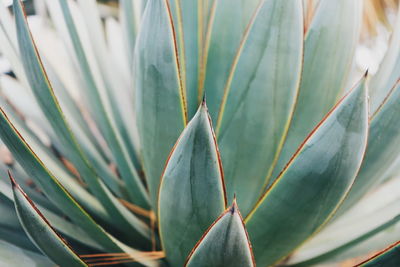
[13,0,150,243]
[216,0,303,215]
[270,0,363,184]
[0,108,156,265]
[158,102,227,266]
[339,80,400,212]
[245,78,369,266]
[288,178,400,266]
[359,241,400,267]
[185,201,255,267]
[369,5,400,114]
[199,0,260,122]
[135,0,186,209]
[10,173,88,267]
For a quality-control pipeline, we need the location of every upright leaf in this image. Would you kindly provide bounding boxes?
[245,78,369,266]
[270,0,363,184]
[158,101,226,266]
[185,200,255,267]
[10,173,87,267]
[199,0,260,121]
[216,0,303,215]
[135,0,187,209]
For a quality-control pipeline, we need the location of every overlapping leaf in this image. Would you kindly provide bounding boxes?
[216,0,303,215]
[245,78,369,266]
[270,0,363,185]
[135,0,186,209]
[13,0,151,244]
[185,201,255,267]
[158,102,226,266]
[10,173,88,267]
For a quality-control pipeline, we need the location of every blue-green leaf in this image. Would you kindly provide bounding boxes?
[13,0,150,242]
[200,0,260,122]
[270,0,363,185]
[245,77,369,266]
[10,172,87,267]
[339,80,400,212]
[185,200,255,267]
[135,0,186,210]
[158,101,226,266]
[216,0,303,215]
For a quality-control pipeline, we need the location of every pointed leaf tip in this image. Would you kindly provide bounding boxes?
[11,172,87,266]
[158,95,226,266]
[8,170,17,188]
[185,201,255,267]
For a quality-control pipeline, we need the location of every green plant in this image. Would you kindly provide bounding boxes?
[0,0,399,266]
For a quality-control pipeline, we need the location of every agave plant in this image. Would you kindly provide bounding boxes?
[0,0,399,266]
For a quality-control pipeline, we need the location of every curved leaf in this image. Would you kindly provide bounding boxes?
[135,0,186,209]
[216,0,303,215]
[369,5,400,113]
[270,0,363,185]
[245,77,369,266]
[185,200,255,267]
[13,0,150,243]
[288,178,400,266]
[10,172,87,267]
[339,80,400,212]
[55,0,149,207]
[0,108,155,265]
[158,101,226,266]
[0,240,53,267]
[358,241,400,267]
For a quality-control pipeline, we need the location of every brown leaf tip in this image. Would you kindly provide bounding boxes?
[8,170,17,188]
[230,195,238,214]
[201,92,207,106]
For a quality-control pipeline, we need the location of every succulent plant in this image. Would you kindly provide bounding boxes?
[0,0,399,266]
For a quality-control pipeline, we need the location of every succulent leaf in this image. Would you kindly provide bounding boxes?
[158,102,227,266]
[370,4,400,113]
[135,0,187,210]
[9,172,88,267]
[0,108,148,260]
[185,200,255,267]
[339,80,400,212]
[200,0,260,122]
[13,0,151,244]
[216,0,303,215]
[245,77,369,266]
[56,0,149,207]
[270,0,363,185]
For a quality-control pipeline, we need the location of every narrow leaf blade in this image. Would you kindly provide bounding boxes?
[10,172,87,267]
